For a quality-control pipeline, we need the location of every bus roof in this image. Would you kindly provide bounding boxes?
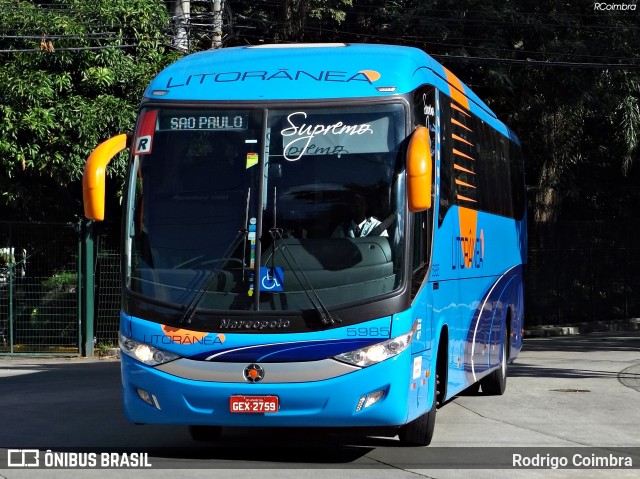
[144,43,497,121]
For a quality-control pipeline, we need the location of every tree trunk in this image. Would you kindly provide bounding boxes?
[534,160,561,223]
[280,0,308,41]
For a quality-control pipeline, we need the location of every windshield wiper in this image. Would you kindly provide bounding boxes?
[266,187,339,326]
[268,226,340,327]
[180,229,248,325]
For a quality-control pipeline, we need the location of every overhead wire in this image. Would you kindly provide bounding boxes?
[226,2,640,69]
[1,1,639,68]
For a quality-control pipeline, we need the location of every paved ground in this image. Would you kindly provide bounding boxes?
[0,331,639,479]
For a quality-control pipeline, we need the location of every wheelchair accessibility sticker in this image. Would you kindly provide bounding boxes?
[259,266,284,292]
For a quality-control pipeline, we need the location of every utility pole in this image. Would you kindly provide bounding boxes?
[172,0,191,52]
[213,0,223,48]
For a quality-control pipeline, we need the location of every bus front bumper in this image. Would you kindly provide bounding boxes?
[120,350,432,428]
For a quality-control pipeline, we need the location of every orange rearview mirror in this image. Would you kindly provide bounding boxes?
[82,134,129,221]
[406,126,433,212]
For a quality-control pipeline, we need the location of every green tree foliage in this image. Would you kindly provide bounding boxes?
[0,0,178,220]
[490,2,640,222]
[228,0,353,44]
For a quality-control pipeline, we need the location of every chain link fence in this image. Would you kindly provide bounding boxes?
[0,221,122,355]
[0,222,81,354]
[95,223,121,348]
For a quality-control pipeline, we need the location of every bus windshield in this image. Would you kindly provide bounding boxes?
[126,103,407,313]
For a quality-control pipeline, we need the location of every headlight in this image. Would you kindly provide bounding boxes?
[333,321,417,367]
[119,333,180,366]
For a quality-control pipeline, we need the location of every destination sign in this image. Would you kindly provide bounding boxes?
[158,111,249,131]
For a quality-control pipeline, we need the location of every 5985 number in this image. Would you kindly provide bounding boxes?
[346,327,390,337]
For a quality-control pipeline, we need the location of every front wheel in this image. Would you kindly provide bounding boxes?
[398,375,437,446]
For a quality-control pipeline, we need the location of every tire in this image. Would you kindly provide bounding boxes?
[480,326,508,395]
[188,425,222,442]
[398,374,437,447]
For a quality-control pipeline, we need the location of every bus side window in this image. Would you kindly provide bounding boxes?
[411,210,430,298]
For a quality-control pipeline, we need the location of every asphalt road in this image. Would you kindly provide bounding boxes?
[1,331,639,479]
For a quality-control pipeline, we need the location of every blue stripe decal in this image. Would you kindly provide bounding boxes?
[188,338,381,363]
[463,264,523,380]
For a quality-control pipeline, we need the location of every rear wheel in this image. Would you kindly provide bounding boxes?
[188,425,222,442]
[480,326,508,395]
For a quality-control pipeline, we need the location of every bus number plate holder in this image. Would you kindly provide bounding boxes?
[230,395,279,413]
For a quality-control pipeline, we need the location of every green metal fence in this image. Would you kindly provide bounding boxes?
[0,220,122,356]
[0,222,81,354]
[95,223,121,349]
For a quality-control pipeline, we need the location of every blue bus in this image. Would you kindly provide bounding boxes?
[83,43,526,446]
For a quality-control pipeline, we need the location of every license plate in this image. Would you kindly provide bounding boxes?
[229,395,279,414]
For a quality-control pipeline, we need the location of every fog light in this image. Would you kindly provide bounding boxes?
[137,388,161,410]
[364,389,385,408]
[355,389,386,412]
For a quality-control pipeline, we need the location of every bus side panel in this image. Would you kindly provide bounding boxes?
[404,349,436,425]
[463,266,523,383]
[430,206,524,398]
[407,285,438,423]
[458,208,524,386]
[429,279,463,394]
[428,198,468,398]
